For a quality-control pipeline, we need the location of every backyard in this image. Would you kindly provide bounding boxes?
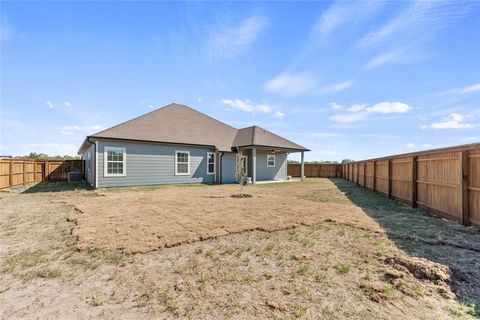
[0,178,479,319]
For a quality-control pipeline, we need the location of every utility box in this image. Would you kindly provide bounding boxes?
[68,172,83,184]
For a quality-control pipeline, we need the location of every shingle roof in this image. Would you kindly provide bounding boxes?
[233,126,308,151]
[81,103,308,153]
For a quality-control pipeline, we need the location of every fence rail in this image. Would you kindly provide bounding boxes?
[0,159,84,189]
[339,143,480,227]
[288,163,340,178]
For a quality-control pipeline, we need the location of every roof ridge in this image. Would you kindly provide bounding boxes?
[91,103,238,137]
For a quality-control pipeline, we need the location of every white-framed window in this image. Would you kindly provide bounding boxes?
[104,146,126,177]
[207,152,215,175]
[267,154,275,167]
[175,150,190,175]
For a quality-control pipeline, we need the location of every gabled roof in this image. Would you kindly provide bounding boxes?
[80,103,308,153]
[233,126,308,151]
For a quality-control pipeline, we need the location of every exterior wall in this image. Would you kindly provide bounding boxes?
[221,152,237,183]
[255,150,287,181]
[82,144,95,186]
[96,139,215,187]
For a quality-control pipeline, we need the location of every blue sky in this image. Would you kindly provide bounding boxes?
[1,1,479,161]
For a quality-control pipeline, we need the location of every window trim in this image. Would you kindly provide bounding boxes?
[267,154,276,167]
[104,146,126,177]
[175,150,191,176]
[207,152,215,175]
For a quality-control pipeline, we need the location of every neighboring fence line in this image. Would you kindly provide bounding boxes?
[288,163,340,178]
[0,159,84,189]
[339,143,480,227]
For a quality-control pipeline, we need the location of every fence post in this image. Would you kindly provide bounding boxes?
[45,160,49,181]
[356,163,360,185]
[363,163,367,187]
[387,159,392,198]
[461,151,470,226]
[373,161,376,192]
[23,161,26,185]
[9,160,13,187]
[411,156,418,208]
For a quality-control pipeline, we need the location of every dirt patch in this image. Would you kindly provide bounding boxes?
[385,256,452,283]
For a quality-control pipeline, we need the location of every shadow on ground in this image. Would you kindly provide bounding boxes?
[21,181,91,194]
[330,178,480,314]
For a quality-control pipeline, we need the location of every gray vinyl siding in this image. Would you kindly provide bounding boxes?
[221,152,237,183]
[82,144,95,186]
[255,150,287,181]
[96,140,215,187]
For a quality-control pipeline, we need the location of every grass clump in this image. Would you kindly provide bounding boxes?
[297,265,310,276]
[335,264,351,274]
[34,267,61,279]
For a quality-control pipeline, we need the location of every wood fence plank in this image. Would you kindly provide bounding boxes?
[461,151,470,225]
[412,156,417,208]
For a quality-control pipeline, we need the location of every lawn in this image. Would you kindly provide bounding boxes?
[0,179,478,319]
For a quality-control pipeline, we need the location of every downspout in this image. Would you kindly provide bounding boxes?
[86,137,96,189]
[219,152,224,183]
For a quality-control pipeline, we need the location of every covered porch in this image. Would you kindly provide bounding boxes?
[237,146,306,184]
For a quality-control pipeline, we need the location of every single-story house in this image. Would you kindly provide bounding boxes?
[78,103,309,188]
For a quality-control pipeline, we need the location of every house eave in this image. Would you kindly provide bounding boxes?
[234,144,310,152]
[83,136,222,151]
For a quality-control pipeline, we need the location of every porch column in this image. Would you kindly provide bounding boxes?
[301,151,305,181]
[252,148,256,184]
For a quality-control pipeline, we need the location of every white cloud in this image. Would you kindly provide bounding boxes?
[406,143,416,148]
[313,1,384,36]
[320,80,354,93]
[47,101,54,109]
[206,14,269,60]
[61,124,104,135]
[330,112,368,123]
[347,104,367,113]
[197,97,203,102]
[366,102,411,114]
[256,104,272,113]
[422,143,432,148]
[330,101,411,123]
[420,125,427,130]
[461,83,480,93]
[440,83,480,95]
[364,49,406,70]
[329,102,343,110]
[429,113,474,129]
[64,101,71,107]
[264,72,316,96]
[221,99,275,115]
[272,111,285,119]
[356,1,470,49]
[358,2,473,69]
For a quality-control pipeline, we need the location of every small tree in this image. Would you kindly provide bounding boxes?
[236,151,246,197]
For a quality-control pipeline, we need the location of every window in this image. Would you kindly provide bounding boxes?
[175,151,190,175]
[267,154,275,167]
[207,152,215,175]
[104,146,126,177]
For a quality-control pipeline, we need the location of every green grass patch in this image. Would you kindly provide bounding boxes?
[335,263,351,274]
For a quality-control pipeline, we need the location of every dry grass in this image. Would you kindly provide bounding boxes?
[66,180,383,253]
[0,178,478,319]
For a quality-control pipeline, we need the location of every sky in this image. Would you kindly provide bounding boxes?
[1,1,479,162]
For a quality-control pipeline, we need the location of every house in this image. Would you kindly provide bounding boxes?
[78,103,309,188]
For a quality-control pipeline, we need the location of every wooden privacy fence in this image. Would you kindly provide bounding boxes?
[0,159,84,189]
[288,163,340,178]
[340,143,480,227]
